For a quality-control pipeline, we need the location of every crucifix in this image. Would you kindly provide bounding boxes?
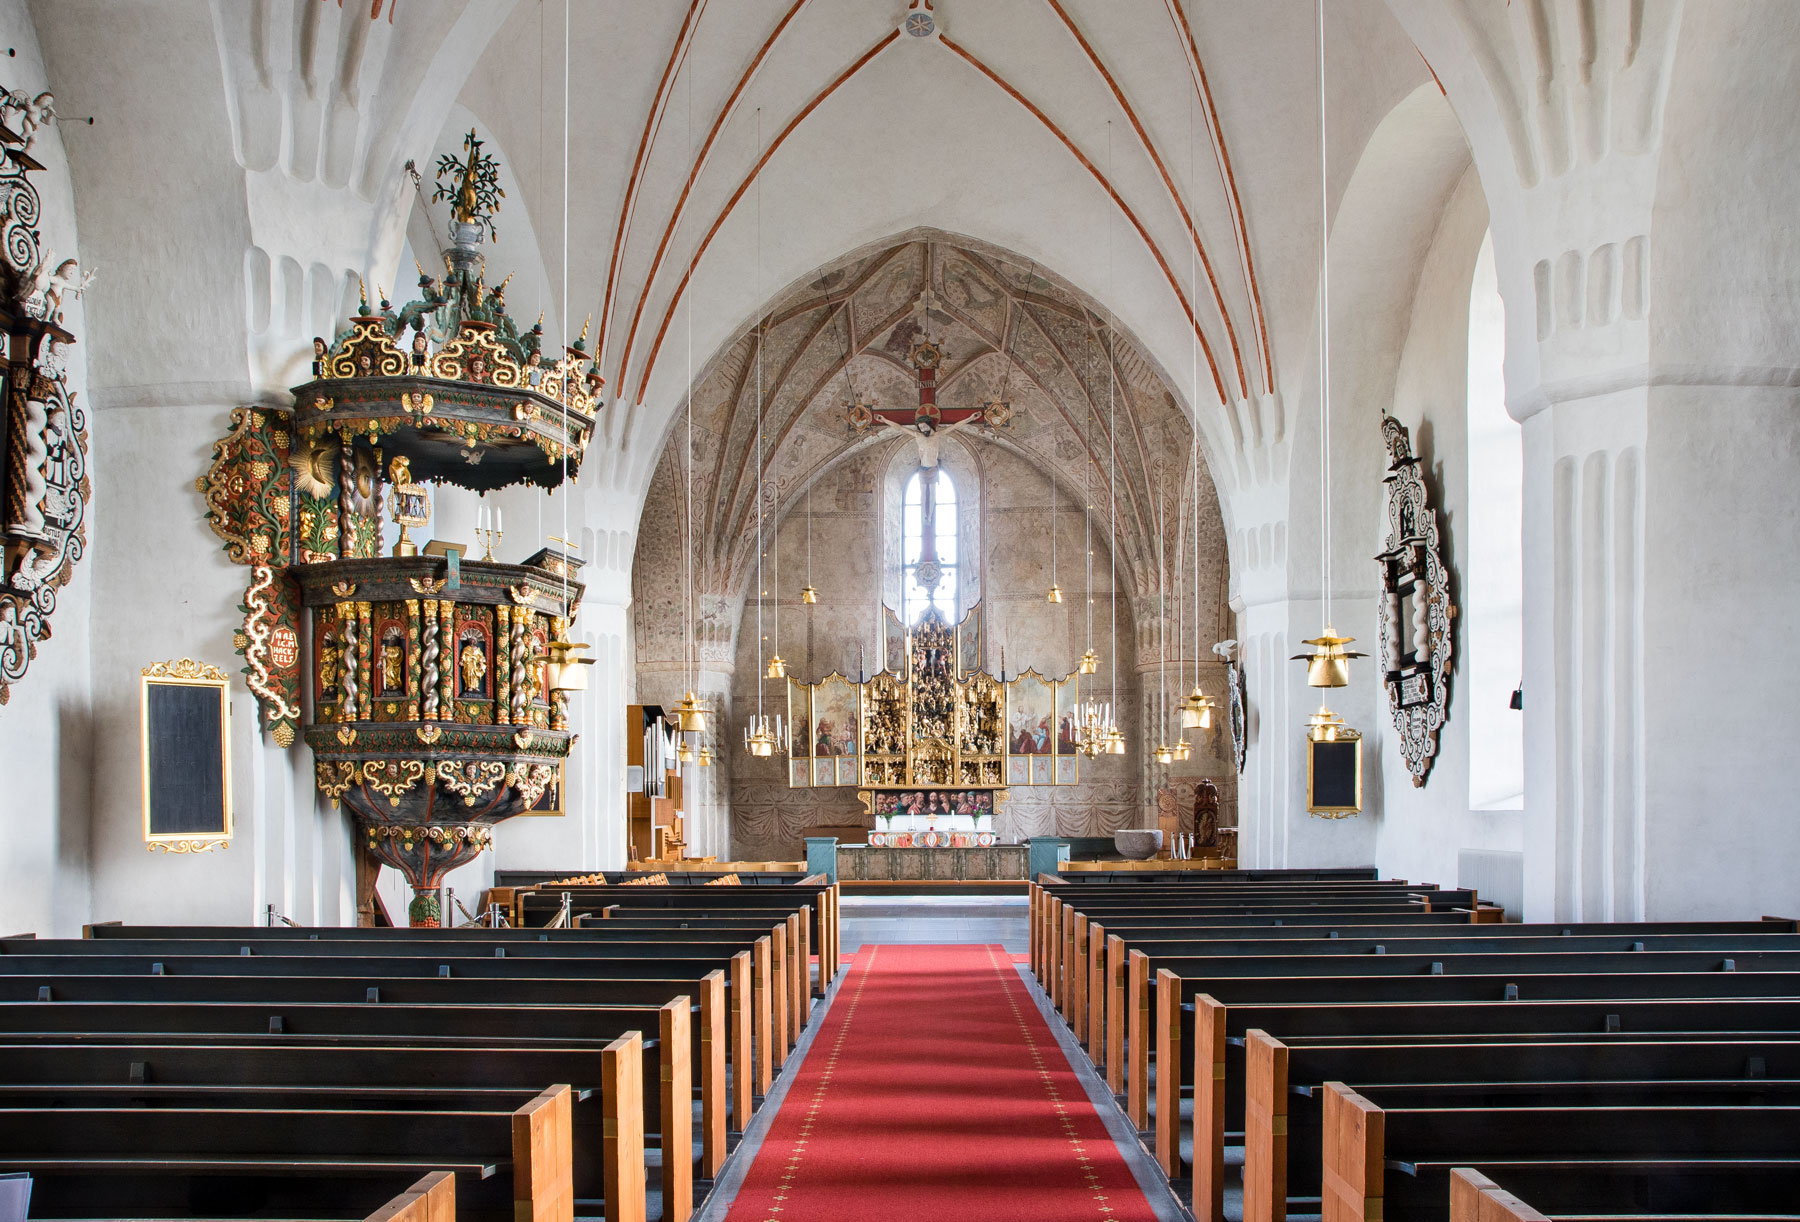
[847,336,1013,469]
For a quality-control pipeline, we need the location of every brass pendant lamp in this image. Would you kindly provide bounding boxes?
[1290,0,1362,747]
[743,107,785,758]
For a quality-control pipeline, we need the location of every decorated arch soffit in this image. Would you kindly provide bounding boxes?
[0,95,93,707]
[635,235,1226,619]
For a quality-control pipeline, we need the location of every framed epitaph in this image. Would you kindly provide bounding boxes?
[1306,736,1362,817]
[140,659,232,852]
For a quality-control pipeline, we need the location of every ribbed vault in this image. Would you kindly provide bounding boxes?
[634,230,1227,671]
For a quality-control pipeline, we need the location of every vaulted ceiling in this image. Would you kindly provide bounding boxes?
[442,0,1431,506]
[643,232,1222,605]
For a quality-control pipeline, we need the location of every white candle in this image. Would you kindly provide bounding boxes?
[497,509,503,535]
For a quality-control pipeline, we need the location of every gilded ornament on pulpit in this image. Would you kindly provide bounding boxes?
[380,635,404,695]
[459,639,488,697]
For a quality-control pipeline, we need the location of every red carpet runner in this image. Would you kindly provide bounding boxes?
[723,944,1163,1221]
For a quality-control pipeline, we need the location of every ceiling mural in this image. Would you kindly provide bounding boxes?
[634,232,1228,664]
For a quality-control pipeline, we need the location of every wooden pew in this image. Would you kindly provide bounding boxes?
[0,1037,698,1210]
[1143,950,1800,1175]
[1087,929,1800,1079]
[371,1171,458,1222]
[1447,1164,1800,1222]
[0,956,743,1177]
[0,1082,584,1222]
[0,997,689,1216]
[1180,989,1800,1222]
[0,942,765,1131]
[1247,1034,1800,1222]
[1322,1084,1800,1222]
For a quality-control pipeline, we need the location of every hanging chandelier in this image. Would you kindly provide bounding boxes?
[1180,683,1216,728]
[1074,694,1115,758]
[800,485,819,604]
[1292,0,1365,706]
[674,690,707,733]
[746,106,788,754]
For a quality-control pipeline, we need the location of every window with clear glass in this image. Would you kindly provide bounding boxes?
[901,467,958,624]
[1466,230,1524,810]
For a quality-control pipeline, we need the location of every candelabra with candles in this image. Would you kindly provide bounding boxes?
[1073,695,1117,759]
[743,710,787,758]
[475,504,504,561]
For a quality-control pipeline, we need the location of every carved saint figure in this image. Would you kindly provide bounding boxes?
[380,641,403,693]
[1193,777,1222,851]
[458,641,488,695]
[318,640,342,692]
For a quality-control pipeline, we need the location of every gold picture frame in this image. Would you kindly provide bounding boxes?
[1305,735,1363,817]
[140,659,232,853]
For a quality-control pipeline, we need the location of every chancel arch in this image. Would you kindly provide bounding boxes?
[628,233,1232,858]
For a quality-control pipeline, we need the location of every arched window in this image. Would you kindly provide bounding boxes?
[901,467,958,624]
[1466,231,1524,810]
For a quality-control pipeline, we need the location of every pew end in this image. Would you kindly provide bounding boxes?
[366,1171,456,1222]
[1127,949,1150,1130]
[753,936,774,1095]
[1153,967,1182,1175]
[1104,934,1127,1094]
[512,1084,575,1222]
[1193,996,1229,1222]
[1321,1082,1384,1222]
[730,950,753,1130]
[1448,1167,1551,1222]
[1087,921,1106,1057]
[699,969,727,1178]
[659,997,695,1222]
[602,1032,649,1222]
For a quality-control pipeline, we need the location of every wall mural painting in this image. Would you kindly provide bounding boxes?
[956,611,982,675]
[882,605,906,675]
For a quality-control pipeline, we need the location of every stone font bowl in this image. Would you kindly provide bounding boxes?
[1112,829,1164,859]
